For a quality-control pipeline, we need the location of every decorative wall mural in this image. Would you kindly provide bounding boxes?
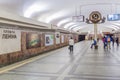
[26,33,41,49]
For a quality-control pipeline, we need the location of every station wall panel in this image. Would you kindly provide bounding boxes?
[0,25,79,67]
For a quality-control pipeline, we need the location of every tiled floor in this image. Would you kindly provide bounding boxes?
[0,41,120,80]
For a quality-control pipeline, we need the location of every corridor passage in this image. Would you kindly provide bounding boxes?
[0,41,120,80]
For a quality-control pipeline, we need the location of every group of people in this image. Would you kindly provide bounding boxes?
[102,35,119,49]
[68,35,119,52]
[90,35,119,49]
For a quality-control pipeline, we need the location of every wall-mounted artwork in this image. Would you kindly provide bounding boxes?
[26,33,41,49]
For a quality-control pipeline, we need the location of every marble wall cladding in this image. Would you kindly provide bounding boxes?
[0,54,8,67]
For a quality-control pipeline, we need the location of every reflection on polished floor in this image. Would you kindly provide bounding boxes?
[0,41,120,80]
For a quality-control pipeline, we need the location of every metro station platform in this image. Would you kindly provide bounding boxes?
[0,41,120,80]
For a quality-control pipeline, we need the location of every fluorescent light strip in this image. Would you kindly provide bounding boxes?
[112,23,120,29]
[101,24,118,30]
[111,25,120,29]
[72,26,83,31]
[57,18,71,27]
[68,25,78,30]
[64,22,76,28]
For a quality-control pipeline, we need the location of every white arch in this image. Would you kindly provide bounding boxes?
[57,18,71,27]
[45,10,69,23]
[68,25,79,30]
[24,3,49,18]
[63,22,76,28]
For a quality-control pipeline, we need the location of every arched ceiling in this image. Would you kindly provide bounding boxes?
[0,0,120,33]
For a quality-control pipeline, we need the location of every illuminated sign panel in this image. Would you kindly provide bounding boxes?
[72,15,84,22]
[107,14,120,21]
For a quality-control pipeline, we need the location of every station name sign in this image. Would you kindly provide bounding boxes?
[107,14,120,21]
[0,28,21,54]
[2,30,17,39]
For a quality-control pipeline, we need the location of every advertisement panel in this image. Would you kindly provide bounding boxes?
[55,32,60,44]
[0,28,21,54]
[45,34,54,46]
[26,33,41,49]
[61,35,64,43]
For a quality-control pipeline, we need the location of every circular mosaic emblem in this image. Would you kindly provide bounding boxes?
[89,11,102,23]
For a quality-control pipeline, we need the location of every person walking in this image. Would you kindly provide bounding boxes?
[111,36,115,46]
[102,36,106,49]
[107,36,111,49]
[103,36,108,49]
[69,37,74,53]
[116,37,119,46]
